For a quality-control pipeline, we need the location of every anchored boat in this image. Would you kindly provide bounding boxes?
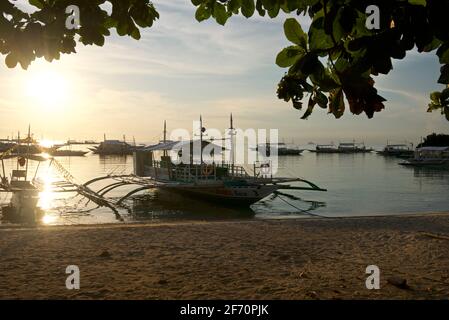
[256,143,304,156]
[399,146,449,168]
[89,135,143,155]
[128,116,326,206]
[377,143,414,158]
[311,142,372,154]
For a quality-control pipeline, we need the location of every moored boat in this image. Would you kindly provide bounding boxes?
[89,137,142,155]
[310,144,338,153]
[131,117,326,206]
[399,146,449,168]
[256,143,304,156]
[311,142,372,153]
[48,149,89,157]
[377,143,414,158]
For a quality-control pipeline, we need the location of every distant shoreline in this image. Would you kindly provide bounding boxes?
[1,213,449,299]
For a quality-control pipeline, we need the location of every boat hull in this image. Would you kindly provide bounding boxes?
[1,189,42,224]
[399,160,449,168]
[163,184,280,206]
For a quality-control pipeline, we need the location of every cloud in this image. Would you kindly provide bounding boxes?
[378,87,428,106]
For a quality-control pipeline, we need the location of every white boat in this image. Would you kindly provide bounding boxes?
[399,146,449,168]
[129,117,326,206]
[0,128,47,224]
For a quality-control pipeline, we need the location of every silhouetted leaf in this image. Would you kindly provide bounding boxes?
[284,18,307,48]
[276,46,305,68]
[241,0,255,18]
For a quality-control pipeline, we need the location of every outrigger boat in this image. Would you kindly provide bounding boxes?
[0,127,47,224]
[399,146,449,168]
[256,143,304,156]
[310,144,339,153]
[1,127,111,224]
[311,142,372,154]
[126,116,327,206]
[89,135,143,155]
[377,143,414,158]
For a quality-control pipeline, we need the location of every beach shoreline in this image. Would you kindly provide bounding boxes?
[1,213,449,299]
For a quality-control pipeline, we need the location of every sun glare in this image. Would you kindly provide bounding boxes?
[39,139,57,148]
[25,71,69,109]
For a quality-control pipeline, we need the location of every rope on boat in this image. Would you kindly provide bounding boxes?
[275,193,328,218]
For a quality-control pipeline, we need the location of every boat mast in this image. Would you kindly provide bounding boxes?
[17,131,20,170]
[200,115,203,164]
[229,113,235,175]
[163,120,167,157]
[25,125,30,180]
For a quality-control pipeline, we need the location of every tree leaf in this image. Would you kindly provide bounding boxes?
[5,53,17,68]
[241,0,255,18]
[438,65,449,84]
[195,4,211,22]
[276,46,305,68]
[329,88,345,118]
[408,0,426,6]
[28,0,44,9]
[309,17,334,51]
[437,43,449,64]
[214,2,228,25]
[284,18,308,49]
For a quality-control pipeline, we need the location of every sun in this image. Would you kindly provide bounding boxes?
[25,70,69,108]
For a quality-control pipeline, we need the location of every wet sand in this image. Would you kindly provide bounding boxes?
[1,213,449,299]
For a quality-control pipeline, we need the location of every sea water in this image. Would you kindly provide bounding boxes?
[1,150,448,225]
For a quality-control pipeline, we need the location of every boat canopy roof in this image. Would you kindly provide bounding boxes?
[142,140,225,152]
[1,154,48,162]
[417,146,449,151]
[102,140,129,145]
[317,144,336,148]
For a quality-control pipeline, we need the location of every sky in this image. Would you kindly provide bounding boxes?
[0,0,447,145]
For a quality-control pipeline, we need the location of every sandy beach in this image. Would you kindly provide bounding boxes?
[1,213,449,300]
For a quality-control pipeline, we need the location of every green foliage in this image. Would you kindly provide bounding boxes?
[417,133,449,148]
[0,0,159,69]
[192,0,449,120]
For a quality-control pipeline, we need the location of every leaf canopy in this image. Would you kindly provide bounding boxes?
[191,0,449,120]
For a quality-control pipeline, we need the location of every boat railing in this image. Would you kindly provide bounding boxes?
[148,159,262,182]
[171,164,217,182]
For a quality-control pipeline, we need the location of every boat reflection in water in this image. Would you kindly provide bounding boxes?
[127,189,256,222]
[125,188,327,222]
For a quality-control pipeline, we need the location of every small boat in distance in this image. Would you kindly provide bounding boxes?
[377,143,414,158]
[399,146,449,168]
[311,142,372,154]
[309,144,338,153]
[89,135,142,155]
[338,142,373,153]
[48,149,88,157]
[256,143,304,156]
